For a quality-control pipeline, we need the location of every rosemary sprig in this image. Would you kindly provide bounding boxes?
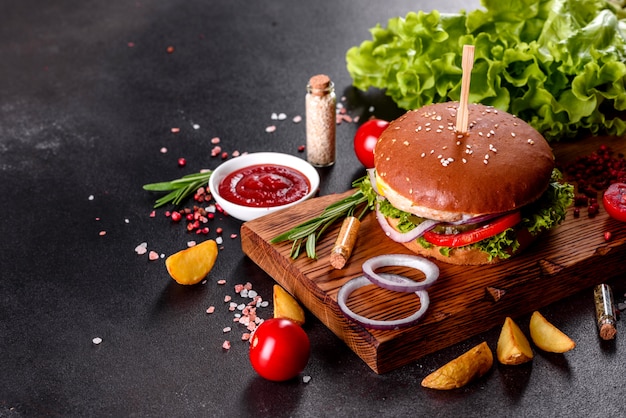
[143,170,212,208]
[271,176,375,259]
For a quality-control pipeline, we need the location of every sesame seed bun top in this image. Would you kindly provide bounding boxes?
[374,102,555,222]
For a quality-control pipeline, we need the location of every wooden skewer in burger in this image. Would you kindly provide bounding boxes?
[370,45,573,265]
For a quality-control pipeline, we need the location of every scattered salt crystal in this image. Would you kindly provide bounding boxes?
[206,306,215,314]
[303,376,312,384]
[230,234,238,239]
[242,333,251,341]
[216,237,223,245]
[265,125,277,133]
[171,127,180,133]
[187,241,197,247]
[237,303,246,311]
[271,112,278,120]
[222,340,231,350]
[247,290,258,298]
[192,124,200,130]
[224,295,232,302]
[211,137,220,144]
[160,147,168,153]
[135,242,148,255]
[292,115,302,123]
[260,301,269,308]
[88,195,94,201]
[232,150,240,157]
[99,231,107,236]
[217,279,227,285]
[124,219,129,224]
[149,211,156,218]
[278,113,287,120]
[223,327,232,333]
[240,289,249,298]
[92,337,102,345]
[148,251,159,261]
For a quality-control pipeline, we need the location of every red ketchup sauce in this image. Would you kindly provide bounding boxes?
[218,164,311,208]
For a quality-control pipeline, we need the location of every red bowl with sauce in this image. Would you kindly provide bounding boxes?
[209,152,320,221]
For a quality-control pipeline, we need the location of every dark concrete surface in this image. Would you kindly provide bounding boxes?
[1,1,623,416]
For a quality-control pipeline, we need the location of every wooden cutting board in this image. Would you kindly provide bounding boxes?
[240,136,626,374]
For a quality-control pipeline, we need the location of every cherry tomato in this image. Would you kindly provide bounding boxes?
[602,182,626,222]
[249,318,310,381]
[353,119,389,168]
[423,211,522,247]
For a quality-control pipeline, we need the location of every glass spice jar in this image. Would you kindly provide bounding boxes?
[305,74,336,167]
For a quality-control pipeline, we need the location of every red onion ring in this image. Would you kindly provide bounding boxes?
[337,275,430,330]
[362,254,439,292]
[366,168,380,195]
[375,203,439,243]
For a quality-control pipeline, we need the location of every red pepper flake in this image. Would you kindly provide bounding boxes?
[604,231,612,241]
[297,145,305,152]
[221,151,228,159]
[149,210,156,218]
[216,227,223,234]
[166,45,175,54]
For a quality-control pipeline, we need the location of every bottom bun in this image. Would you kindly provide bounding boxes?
[387,218,535,266]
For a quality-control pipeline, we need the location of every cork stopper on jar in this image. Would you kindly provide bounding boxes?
[308,74,332,96]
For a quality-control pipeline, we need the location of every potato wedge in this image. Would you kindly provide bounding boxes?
[421,341,493,390]
[529,311,575,353]
[165,240,218,285]
[273,284,305,325]
[497,317,533,365]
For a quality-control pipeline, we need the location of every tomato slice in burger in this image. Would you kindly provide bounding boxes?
[423,211,522,247]
[602,182,626,222]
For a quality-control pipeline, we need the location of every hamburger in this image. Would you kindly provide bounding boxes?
[367,102,573,265]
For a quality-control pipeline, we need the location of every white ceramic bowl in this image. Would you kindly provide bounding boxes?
[209,152,320,222]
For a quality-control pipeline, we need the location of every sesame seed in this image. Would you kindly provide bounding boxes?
[462,158,467,163]
[511,132,516,137]
[484,159,489,164]
[420,152,426,157]
[403,140,410,145]
[485,154,490,159]
[528,139,535,145]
